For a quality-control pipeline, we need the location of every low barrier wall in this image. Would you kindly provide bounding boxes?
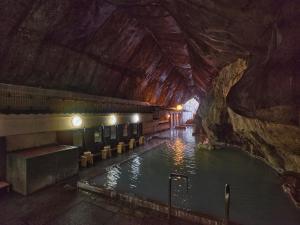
[78,181,240,225]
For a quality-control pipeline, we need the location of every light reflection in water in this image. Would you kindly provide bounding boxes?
[171,138,185,166]
[130,156,141,188]
[105,165,121,189]
[90,128,300,225]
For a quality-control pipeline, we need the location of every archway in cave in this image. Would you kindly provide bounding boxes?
[182,97,199,124]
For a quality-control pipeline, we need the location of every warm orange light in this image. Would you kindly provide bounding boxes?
[176,104,183,111]
[167,114,171,119]
[173,138,185,166]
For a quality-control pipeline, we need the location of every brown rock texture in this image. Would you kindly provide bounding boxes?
[282,172,300,208]
[0,1,299,170]
[197,58,300,173]
[197,59,247,144]
[1,0,298,106]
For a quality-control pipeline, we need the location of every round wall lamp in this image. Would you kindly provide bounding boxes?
[110,114,117,125]
[71,115,83,128]
[132,114,140,123]
[176,105,183,111]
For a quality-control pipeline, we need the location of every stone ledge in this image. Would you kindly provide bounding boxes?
[77,181,241,225]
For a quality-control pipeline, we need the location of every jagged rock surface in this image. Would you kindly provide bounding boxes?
[0,1,299,170]
[197,59,300,173]
[197,59,247,144]
[1,0,298,106]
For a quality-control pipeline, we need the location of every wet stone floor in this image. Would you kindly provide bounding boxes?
[0,136,197,225]
[0,181,196,225]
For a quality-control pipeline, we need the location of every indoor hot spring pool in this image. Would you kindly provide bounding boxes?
[82,129,300,225]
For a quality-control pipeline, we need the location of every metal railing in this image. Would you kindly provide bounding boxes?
[168,174,231,224]
[224,184,231,225]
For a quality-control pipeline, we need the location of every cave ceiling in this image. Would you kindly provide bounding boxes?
[0,0,298,107]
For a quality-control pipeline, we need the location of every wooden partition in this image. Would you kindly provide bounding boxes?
[94,127,103,152]
[103,126,111,146]
[117,124,129,143]
[128,123,143,142]
[110,126,118,147]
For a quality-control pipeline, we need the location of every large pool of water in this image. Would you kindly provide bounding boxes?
[89,128,300,225]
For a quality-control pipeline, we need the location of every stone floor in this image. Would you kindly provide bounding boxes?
[0,180,196,225]
[0,133,197,225]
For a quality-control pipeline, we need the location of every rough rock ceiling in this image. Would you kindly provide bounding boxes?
[0,0,298,107]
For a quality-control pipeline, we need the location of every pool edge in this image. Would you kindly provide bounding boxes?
[77,181,241,225]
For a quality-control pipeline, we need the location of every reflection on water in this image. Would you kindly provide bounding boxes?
[105,165,121,189]
[130,156,141,188]
[92,128,300,225]
[168,138,185,166]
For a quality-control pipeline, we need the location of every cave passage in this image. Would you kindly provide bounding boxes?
[0,0,299,225]
[182,97,199,124]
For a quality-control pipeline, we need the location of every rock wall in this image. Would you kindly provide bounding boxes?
[197,59,300,173]
[0,0,299,171]
[1,0,299,107]
[197,59,247,144]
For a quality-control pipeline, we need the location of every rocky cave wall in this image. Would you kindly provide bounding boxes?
[0,1,299,171]
[197,58,300,173]
[0,0,220,106]
[3,0,297,106]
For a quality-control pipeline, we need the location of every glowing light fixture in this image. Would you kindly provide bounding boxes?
[71,115,83,127]
[167,114,171,119]
[110,114,117,125]
[176,104,183,111]
[132,114,140,123]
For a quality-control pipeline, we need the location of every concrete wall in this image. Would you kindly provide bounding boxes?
[143,120,170,135]
[6,132,57,152]
[0,83,152,114]
[143,121,158,134]
[0,137,6,180]
[0,113,153,137]
[7,146,79,195]
[26,148,78,194]
[6,155,26,194]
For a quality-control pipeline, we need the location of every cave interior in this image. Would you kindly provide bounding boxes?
[0,0,299,224]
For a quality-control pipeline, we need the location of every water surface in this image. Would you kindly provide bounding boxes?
[90,129,300,225]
